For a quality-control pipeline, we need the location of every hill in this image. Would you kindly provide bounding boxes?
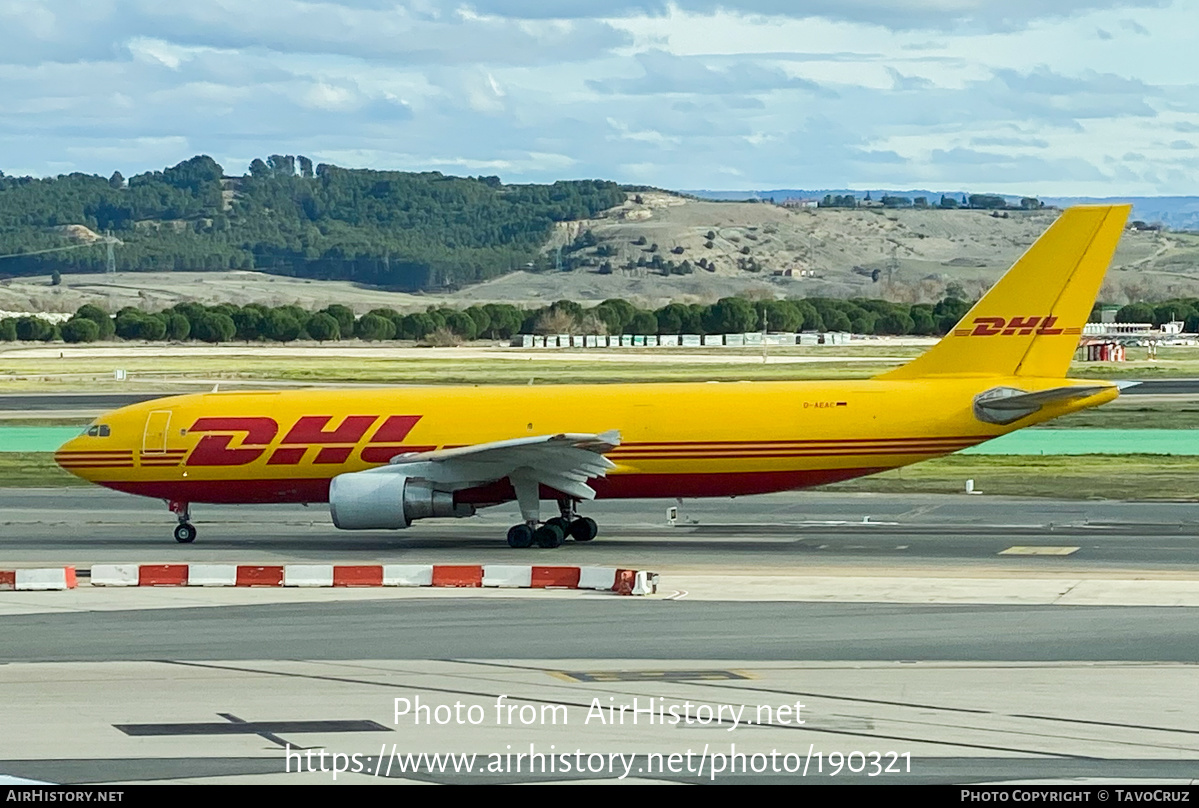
[0,155,624,290]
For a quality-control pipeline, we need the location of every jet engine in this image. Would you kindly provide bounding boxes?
[328,471,474,529]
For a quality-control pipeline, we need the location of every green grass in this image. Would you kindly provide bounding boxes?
[0,453,88,487]
[8,342,1199,390]
[1036,399,1199,430]
[827,455,1199,499]
[0,355,905,387]
[10,451,1199,499]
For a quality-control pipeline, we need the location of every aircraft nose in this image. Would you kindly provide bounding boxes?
[54,433,94,481]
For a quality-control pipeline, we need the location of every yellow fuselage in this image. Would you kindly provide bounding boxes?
[55,377,1115,506]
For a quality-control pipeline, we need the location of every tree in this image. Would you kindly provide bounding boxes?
[192,313,236,343]
[50,270,61,286]
[16,317,54,341]
[876,311,915,335]
[481,304,523,339]
[0,318,17,341]
[108,171,125,189]
[1116,302,1155,323]
[306,312,340,342]
[593,299,636,334]
[73,304,115,339]
[813,309,845,332]
[231,308,264,342]
[165,312,191,341]
[60,318,99,343]
[703,298,757,334]
[627,311,657,334]
[136,314,167,341]
[354,313,395,341]
[320,304,356,336]
[761,300,803,332]
[443,310,478,340]
[263,310,302,342]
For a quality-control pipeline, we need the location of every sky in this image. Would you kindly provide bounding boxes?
[0,1,1196,195]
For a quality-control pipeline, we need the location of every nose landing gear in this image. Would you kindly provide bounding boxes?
[169,500,196,543]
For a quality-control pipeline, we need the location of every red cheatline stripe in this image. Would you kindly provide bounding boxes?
[56,463,135,468]
[55,450,131,455]
[621,436,990,447]
[608,448,971,460]
[612,441,977,455]
[55,452,132,458]
[612,441,978,453]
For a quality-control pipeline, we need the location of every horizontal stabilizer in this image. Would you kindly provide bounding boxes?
[974,385,1113,424]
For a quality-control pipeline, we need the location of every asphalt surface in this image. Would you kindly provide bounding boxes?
[3,599,1199,663]
[7,488,1199,571]
[4,487,1199,785]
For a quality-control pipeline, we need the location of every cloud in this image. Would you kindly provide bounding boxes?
[1119,17,1151,34]
[971,135,1050,148]
[0,2,631,67]
[587,49,830,96]
[467,0,1170,32]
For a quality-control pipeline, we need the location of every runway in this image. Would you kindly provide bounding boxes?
[6,488,1199,571]
[3,487,1198,784]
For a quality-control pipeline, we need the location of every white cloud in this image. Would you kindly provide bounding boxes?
[0,0,1195,195]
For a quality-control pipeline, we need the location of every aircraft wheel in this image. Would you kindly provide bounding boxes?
[533,523,565,549]
[174,523,197,544]
[569,517,598,542]
[546,516,571,535]
[507,524,534,549]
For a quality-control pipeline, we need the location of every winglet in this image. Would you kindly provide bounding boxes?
[880,204,1131,380]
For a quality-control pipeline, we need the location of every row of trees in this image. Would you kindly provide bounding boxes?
[1,296,977,344]
[0,156,626,289]
[818,193,1045,210]
[1110,299,1199,333]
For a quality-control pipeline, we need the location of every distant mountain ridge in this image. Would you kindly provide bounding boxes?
[683,189,1199,230]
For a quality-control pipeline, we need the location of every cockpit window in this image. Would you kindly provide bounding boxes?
[86,425,111,437]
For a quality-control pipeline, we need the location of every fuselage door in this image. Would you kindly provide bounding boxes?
[143,411,172,454]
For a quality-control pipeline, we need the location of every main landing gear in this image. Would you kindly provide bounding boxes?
[505,496,599,549]
[169,500,196,544]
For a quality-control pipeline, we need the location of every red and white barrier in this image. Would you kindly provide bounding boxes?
[0,567,77,591]
[86,564,657,595]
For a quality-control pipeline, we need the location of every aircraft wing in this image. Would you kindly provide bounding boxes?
[370,430,622,501]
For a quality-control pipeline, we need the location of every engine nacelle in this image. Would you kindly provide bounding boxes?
[328,471,474,530]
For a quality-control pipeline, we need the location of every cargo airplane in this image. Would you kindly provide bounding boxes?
[57,205,1130,548]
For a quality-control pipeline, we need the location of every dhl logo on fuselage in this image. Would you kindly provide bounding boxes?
[184,414,427,467]
[952,316,1080,337]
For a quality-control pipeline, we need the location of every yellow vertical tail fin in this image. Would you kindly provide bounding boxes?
[880,204,1131,380]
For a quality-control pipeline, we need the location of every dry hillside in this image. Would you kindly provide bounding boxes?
[2,192,1195,314]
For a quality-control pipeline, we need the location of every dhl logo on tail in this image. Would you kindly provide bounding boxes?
[952,316,1083,337]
